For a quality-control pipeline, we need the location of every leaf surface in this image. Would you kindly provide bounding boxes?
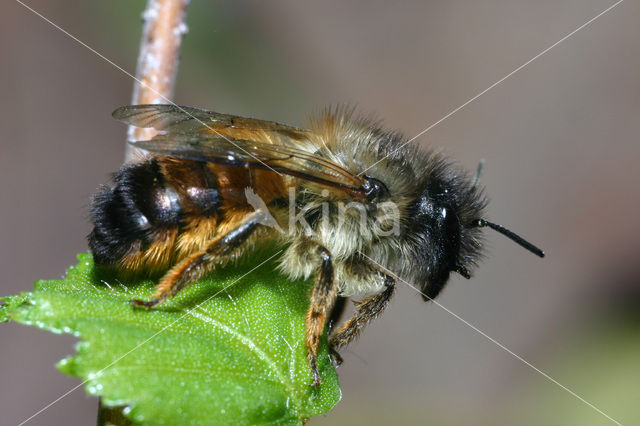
[1,251,340,425]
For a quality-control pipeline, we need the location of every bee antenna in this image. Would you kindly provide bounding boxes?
[472,159,485,187]
[473,219,545,258]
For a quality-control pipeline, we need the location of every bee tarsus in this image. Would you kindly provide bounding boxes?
[131,299,159,309]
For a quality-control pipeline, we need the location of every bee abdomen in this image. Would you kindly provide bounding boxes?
[88,159,182,266]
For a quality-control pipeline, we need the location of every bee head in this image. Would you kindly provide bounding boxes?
[406,166,544,301]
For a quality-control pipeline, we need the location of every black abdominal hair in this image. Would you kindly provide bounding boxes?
[88,159,181,265]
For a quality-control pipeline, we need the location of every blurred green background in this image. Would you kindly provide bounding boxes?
[1,1,639,425]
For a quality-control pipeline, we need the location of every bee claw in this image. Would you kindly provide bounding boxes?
[131,299,158,310]
[329,347,344,367]
[311,372,322,387]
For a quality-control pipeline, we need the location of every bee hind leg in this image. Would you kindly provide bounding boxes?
[132,210,266,308]
[305,243,339,387]
[329,275,395,353]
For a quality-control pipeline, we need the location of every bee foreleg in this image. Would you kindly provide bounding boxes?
[329,275,395,352]
[305,243,338,387]
[132,210,266,308]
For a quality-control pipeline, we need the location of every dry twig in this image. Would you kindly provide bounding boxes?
[124,0,190,161]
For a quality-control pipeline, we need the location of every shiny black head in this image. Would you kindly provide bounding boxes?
[404,160,544,301]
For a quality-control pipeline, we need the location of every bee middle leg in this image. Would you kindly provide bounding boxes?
[304,242,339,386]
[132,210,266,308]
[329,275,395,352]
[328,296,347,331]
[326,296,347,366]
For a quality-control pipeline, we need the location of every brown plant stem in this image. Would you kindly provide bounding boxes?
[97,399,131,426]
[124,0,191,162]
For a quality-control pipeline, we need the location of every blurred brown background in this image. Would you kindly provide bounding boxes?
[1,1,639,425]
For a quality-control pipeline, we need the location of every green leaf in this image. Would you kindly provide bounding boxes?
[1,251,341,424]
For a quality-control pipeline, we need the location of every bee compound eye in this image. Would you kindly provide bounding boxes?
[363,176,389,200]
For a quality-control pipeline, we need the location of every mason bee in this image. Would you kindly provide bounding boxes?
[89,104,544,385]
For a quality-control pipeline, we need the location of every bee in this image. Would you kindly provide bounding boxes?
[89,104,544,386]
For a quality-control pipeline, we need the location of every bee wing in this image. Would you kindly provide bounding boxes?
[112,104,309,140]
[131,133,368,196]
